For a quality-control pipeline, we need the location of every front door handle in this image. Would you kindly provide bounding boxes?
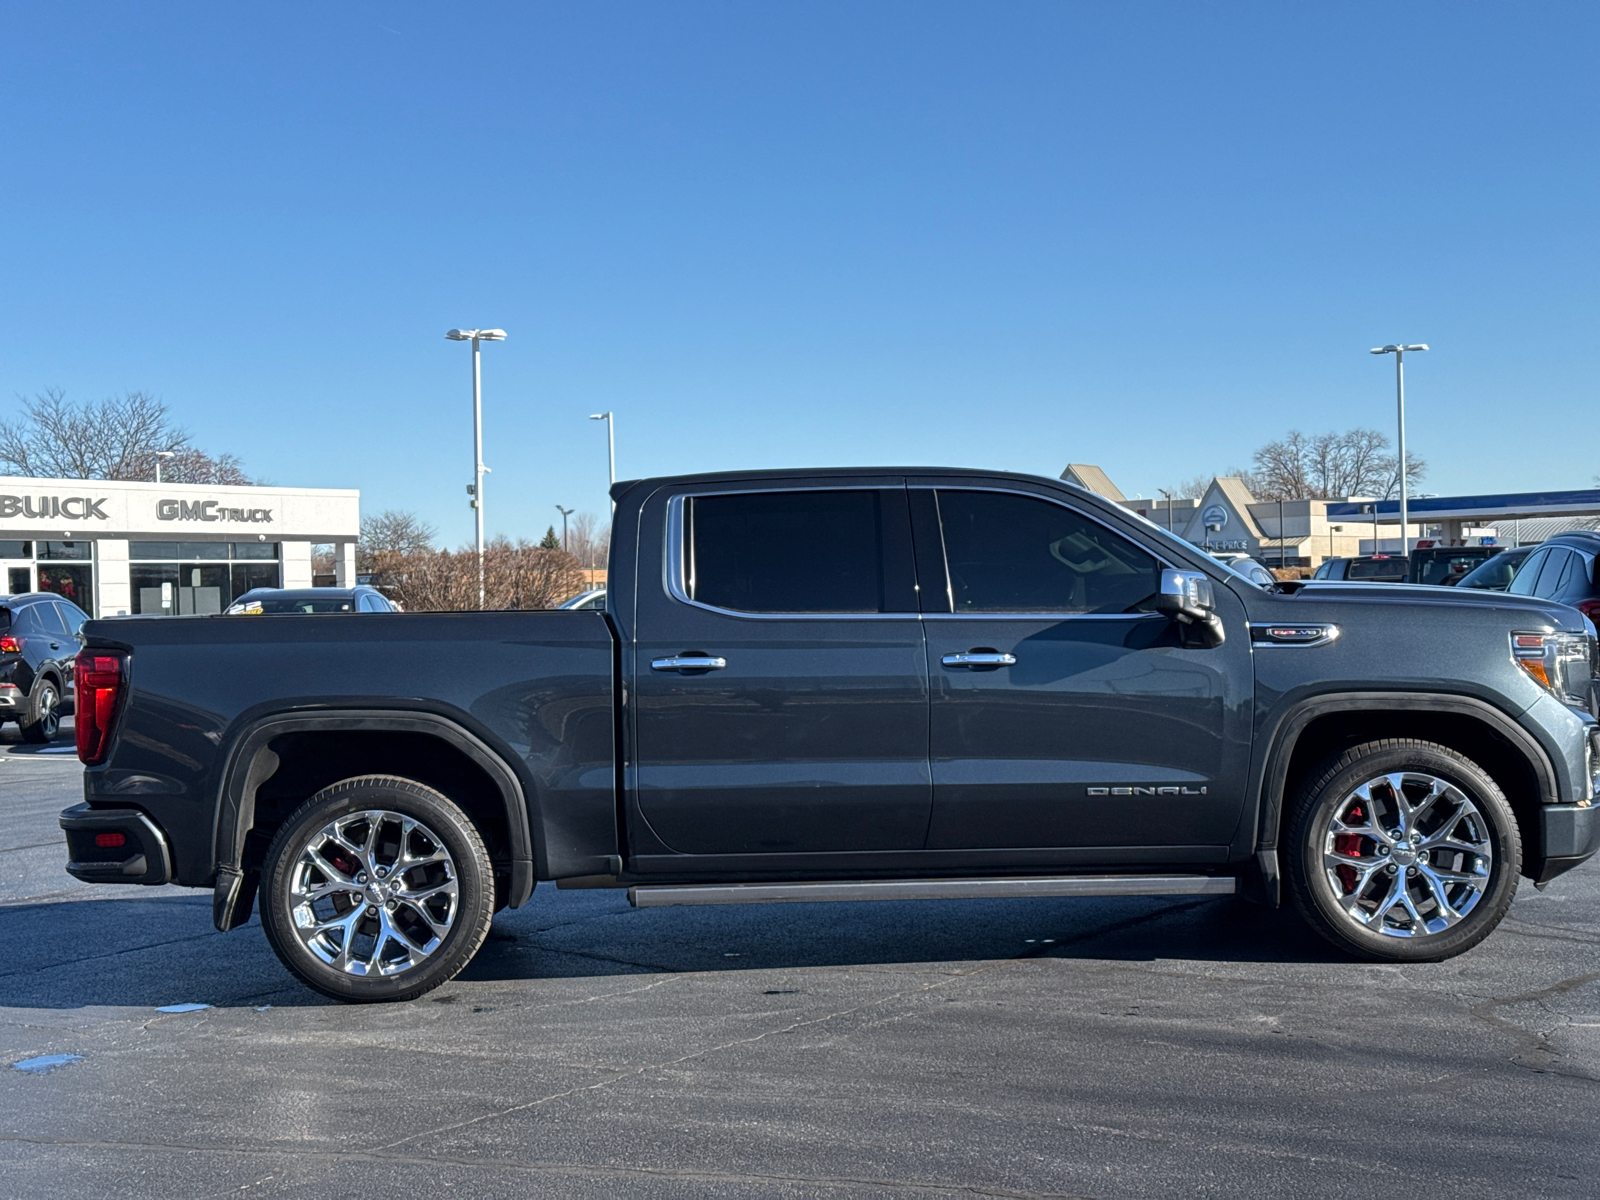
[941,652,1017,668]
[651,655,728,672]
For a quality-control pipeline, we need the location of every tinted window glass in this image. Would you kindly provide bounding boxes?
[1549,551,1581,599]
[0,541,31,557]
[54,601,87,634]
[230,542,280,560]
[688,490,888,613]
[38,541,90,560]
[1530,549,1572,599]
[934,490,1161,614]
[33,602,69,635]
[1348,558,1405,580]
[1507,549,1550,596]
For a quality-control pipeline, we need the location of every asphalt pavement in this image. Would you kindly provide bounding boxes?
[2,725,1598,1198]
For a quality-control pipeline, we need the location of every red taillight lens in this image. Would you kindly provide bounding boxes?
[75,651,127,765]
[1578,599,1600,624]
[0,635,19,653]
[95,832,126,849]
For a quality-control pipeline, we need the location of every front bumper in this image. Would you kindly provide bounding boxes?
[1535,802,1600,885]
[59,804,173,885]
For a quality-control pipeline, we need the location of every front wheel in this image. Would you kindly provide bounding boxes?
[259,775,495,1002]
[1285,739,1521,962]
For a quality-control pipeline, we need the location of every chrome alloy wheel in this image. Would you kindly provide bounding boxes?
[1322,772,1492,937]
[37,683,59,739]
[287,809,459,976]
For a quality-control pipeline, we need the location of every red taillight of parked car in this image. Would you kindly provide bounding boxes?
[75,651,127,765]
[1578,599,1600,625]
[0,635,20,653]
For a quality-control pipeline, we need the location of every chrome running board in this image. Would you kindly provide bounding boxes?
[627,874,1235,908]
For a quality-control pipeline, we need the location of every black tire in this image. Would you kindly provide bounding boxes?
[259,775,495,1002]
[1285,739,1520,962]
[19,677,60,744]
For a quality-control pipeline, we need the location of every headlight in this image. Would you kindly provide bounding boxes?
[1587,728,1600,802]
[1512,629,1595,710]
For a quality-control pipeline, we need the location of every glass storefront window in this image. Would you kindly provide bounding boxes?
[38,563,94,614]
[230,542,280,560]
[131,559,280,613]
[39,541,91,560]
[0,541,32,558]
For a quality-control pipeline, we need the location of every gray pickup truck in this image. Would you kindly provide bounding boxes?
[61,468,1600,1001]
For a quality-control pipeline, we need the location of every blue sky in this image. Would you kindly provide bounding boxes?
[2,2,1595,547]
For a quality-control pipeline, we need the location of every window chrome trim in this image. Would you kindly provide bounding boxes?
[662,489,921,622]
[659,482,1189,625]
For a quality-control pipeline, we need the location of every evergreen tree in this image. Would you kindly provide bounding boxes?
[539,525,561,550]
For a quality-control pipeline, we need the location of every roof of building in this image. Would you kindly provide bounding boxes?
[1058,464,1125,501]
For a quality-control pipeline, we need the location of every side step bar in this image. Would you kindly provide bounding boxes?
[628,874,1235,908]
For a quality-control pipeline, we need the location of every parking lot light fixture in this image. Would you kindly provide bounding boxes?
[154,451,175,484]
[555,505,574,552]
[589,412,616,511]
[1370,343,1428,555]
[447,328,508,607]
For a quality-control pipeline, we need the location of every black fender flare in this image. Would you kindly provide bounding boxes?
[212,710,536,930]
[1244,691,1558,904]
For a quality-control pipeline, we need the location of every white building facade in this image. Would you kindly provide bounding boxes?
[0,476,359,617]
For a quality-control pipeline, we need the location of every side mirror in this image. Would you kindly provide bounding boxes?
[1152,568,1226,648]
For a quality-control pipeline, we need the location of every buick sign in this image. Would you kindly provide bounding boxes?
[0,494,111,520]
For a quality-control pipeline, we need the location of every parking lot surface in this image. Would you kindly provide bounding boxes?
[3,727,1598,1198]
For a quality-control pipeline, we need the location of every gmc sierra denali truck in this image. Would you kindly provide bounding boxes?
[60,468,1600,1002]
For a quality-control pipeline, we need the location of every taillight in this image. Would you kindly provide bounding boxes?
[1578,599,1600,624]
[75,651,127,765]
[0,635,19,653]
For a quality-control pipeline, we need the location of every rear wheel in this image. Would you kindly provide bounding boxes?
[259,775,495,1002]
[19,679,60,743]
[1285,739,1520,961]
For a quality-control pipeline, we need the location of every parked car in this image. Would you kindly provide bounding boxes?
[62,467,1600,1002]
[1454,546,1534,592]
[1507,531,1600,626]
[1408,545,1504,587]
[559,587,607,610]
[225,586,400,615]
[1312,554,1410,583]
[0,592,87,742]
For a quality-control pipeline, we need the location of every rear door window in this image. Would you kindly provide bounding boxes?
[1507,549,1551,596]
[33,602,70,636]
[685,489,910,614]
[1530,549,1573,599]
[931,489,1161,614]
[54,601,87,634]
[1549,551,1581,600]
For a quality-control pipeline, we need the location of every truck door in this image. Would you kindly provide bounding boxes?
[910,482,1252,861]
[629,483,931,861]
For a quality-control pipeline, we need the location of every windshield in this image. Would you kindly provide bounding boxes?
[229,597,356,614]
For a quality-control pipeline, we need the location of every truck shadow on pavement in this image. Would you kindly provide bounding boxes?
[0,888,1343,1010]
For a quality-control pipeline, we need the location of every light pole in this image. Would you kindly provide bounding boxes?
[1370,343,1427,554]
[447,328,507,607]
[555,505,574,552]
[589,412,615,511]
[1157,488,1173,533]
[154,451,175,484]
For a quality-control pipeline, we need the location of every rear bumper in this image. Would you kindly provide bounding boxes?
[1534,802,1600,885]
[59,804,174,885]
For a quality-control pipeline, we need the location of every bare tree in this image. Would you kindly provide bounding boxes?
[0,388,254,483]
[1251,427,1424,501]
[358,510,437,572]
[377,539,586,612]
[566,511,610,570]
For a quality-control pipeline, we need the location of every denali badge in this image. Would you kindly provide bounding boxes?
[1088,786,1208,796]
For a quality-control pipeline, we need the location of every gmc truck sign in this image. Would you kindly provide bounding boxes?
[156,499,274,524]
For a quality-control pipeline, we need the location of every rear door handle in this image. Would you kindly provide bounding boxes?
[941,652,1017,668]
[651,655,728,672]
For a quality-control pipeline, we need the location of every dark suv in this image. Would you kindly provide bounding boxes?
[0,593,87,741]
[1508,532,1600,626]
[1312,554,1409,583]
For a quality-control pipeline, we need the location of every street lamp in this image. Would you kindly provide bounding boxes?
[555,504,574,552]
[589,412,615,511]
[154,451,175,484]
[1370,343,1428,554]
[446,328,507,607]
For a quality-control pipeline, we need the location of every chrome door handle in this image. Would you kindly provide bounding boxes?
[941,652,1017,668]
[651,655,728,672]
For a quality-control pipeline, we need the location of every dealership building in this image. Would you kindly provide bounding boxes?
[0,476,359,616]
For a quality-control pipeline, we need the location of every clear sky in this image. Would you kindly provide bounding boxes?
[2,2,1595,547]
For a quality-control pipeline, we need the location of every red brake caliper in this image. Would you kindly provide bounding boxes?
[1333,805,1364,893]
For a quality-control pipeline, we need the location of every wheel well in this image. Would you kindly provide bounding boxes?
[1278,710,1544,868]
[241,731,514,878]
